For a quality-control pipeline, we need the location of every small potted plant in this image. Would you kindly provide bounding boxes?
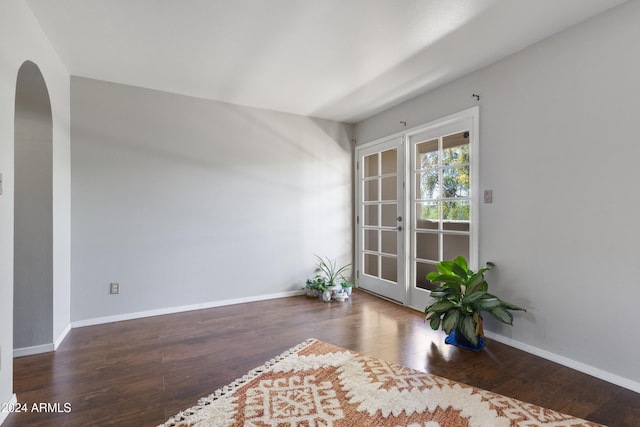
[304,276,326,297]
[424,256,525,350]
[340,280,354,297]
[309,255,351,302]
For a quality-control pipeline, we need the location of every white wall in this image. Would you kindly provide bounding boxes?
[0,0,71,416]
[355,1,640,389]
[70,77,353,323]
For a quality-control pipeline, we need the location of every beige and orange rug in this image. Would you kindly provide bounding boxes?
[161,339,604,427]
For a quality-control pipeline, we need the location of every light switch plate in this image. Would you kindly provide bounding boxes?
[484,190,493,203]
[110,282,120,294]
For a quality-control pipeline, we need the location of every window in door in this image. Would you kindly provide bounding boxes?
[413,130,472,291]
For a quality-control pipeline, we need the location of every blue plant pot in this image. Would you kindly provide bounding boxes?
[445,330,485,351]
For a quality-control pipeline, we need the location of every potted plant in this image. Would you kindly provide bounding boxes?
[340,280,354,297]
[424,256,525,350]
[310,255,351,301]
[304,276,326,297]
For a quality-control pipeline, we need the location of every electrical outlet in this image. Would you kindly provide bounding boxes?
[110,282,120,294]
[484,190,493,203]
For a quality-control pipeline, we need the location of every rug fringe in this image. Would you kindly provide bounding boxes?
[161,338,318,426]
[199,338,317,404]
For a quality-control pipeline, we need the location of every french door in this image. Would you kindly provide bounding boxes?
[356,108,478,310]
[356,137,405,303]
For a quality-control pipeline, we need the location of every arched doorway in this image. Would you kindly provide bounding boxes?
[13,61,53,352]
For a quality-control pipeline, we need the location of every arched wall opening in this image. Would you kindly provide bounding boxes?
[14,60,54,351]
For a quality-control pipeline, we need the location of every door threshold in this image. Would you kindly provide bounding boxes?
[358,288,425,313]
[357,287,404,306]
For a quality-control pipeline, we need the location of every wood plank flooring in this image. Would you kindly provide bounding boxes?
[5,290,639,426]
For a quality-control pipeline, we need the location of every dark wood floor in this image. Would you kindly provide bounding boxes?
[5,290,639,426]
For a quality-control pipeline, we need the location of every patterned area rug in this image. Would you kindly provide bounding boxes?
[161,339,604,427]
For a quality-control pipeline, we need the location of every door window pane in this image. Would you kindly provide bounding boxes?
[443,200,469,221]
[381,230,397,255]
[443,234,469,261]
[381,176,397,200]
[381,256,397,283]
[415,261,438,291]
[364,253,378,277]
[442,132,470,166]
[443,221,469,232]
[416,139,438,170]
[416,202,439,230]
[416,232,438,261]
[441,166,469,198]
[364,229,378,252]
[443,201,470,230]
[364,154,378,178]
[381,149,397,174]
[416,171,438,200]
[381,204,397,227]
[364,205,378,226]
[364,179,378,202]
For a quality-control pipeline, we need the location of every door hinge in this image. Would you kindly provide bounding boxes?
[356,161,360,170]
[356,215,360,224]
[356,270,360,279]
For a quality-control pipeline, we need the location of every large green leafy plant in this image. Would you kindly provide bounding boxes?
[424,256,525,346]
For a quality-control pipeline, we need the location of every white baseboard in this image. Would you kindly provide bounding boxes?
[0,394,17,424]
[12,323,71,359]
[54,323,72,350]
[483,331,640,394]
[72,290,305,328]
[12,292,304,357]
[406,304,640,394]
[13,343,55,358]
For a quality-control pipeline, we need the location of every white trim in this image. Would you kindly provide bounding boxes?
[54,323,72,350]
[14,343,54,358]
[12,292,303,357]
[71,290,304,328]
[0,394,18,424]
[406,302,640,394]
[13,323,72,358]
[483,330,640,394]
[358,107,479,151]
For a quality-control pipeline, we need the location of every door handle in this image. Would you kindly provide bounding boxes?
[397,226,402,231]
[397,216,402,222]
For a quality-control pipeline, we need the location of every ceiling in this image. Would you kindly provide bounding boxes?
[26,0,626,123]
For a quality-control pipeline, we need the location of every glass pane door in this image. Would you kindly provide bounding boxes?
[407,111,478,311]
[356,107,478,311]
[356,137,405,303]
